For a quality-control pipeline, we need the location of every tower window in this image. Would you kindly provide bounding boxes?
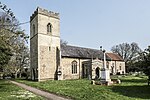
[49,46,51,51]
[33,24,35,35]
[72,60,77,74]
[47,23,52,33]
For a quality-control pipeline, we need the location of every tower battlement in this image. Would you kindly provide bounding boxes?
[30,7,59,21]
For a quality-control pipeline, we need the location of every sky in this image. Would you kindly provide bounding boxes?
[1,0,150,51]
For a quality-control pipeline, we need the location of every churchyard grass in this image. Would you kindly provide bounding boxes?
[0,80,44,100]
[16,75,150,100]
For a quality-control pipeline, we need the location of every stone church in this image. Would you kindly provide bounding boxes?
[30,7,125,81]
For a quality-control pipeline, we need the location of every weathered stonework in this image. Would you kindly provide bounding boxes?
[30,7,60,81]
[30,7,59,22]
[91,59,103,79]
[61,57,90,80]
[109,61,125,74]
[30,35,38,80]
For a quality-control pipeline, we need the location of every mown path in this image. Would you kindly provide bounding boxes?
[10,80,72,100]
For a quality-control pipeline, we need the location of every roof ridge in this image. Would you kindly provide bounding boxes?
[61,44,101,52]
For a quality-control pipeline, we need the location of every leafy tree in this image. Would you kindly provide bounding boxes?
[0,35,12,71]
[142,46,150,85]
[0,12,16,72]
[5,31,29,78]
[0,11,29,78]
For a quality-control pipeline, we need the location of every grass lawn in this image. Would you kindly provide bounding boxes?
[0,79,44,100]
[16,75,150,100]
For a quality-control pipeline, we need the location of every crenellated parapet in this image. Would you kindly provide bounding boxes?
[30,7,59,21]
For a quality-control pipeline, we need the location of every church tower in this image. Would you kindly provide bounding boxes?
[30,7,60,81]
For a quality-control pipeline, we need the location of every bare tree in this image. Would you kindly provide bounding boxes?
[111,42,142,63]
[60,39,68,46]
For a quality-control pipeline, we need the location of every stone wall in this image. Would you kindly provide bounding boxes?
[30,35,38,80]
[61,57,89,80]
[108,61,125,74]
[37,11,60,81]
[30,7,60,81]
[61,57,126,80]
[30,16,38,80]
[38,14,60,37]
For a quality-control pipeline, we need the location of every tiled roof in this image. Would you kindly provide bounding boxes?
[106,53,124,61]
[61,44,111,60]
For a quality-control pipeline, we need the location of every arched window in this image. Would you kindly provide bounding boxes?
[95,67,100,79]
[72,61,77,74]
[47,23,52,33]
[33,24,35,35]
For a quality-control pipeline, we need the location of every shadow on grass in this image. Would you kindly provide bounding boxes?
[112,85,150,99]
[121,79,147,84]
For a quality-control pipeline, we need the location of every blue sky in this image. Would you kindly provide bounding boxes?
[1,0,150,51]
